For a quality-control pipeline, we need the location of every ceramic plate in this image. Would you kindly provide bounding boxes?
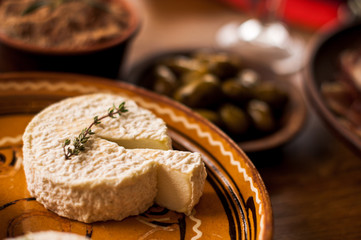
[0,73,272,240]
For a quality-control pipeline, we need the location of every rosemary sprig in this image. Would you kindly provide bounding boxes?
[63,102,128,160]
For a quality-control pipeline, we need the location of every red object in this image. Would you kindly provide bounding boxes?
[219,0,346,30]
[283,0,343,29]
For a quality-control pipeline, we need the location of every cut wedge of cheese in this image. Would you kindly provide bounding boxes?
[22,93,207,223]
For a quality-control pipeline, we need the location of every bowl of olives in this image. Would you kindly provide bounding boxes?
[127,49,307,152]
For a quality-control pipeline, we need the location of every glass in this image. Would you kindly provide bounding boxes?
[216,0,305,75]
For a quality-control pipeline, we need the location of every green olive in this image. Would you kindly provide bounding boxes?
[152,65,179,97]
[247,100,276,132]
[173,74,221,108]
[219,103,250,135]
[208,58,240,79]
[162,56,205,76]
[195,109,222,126]
[251,82,289,111]
[221,78,252,104]
[193,51,241,79]
[180,69,208,85]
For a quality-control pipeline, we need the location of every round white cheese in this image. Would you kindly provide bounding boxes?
[22,93,206,223]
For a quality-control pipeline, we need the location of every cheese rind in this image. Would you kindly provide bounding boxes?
[24,93,172,152]
[133,149,206,215]
[22,94,206,223]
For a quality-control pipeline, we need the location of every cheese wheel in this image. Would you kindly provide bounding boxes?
[22,94,206,223]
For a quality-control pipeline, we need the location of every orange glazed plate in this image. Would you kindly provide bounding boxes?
[0,73,272,240]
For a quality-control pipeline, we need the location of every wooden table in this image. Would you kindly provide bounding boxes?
[125,0,361,239]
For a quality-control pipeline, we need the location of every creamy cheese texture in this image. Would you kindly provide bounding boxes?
[5,231,89,240]
[22,93,207,223]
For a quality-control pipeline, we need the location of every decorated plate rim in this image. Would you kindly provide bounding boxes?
[0,72,273,240]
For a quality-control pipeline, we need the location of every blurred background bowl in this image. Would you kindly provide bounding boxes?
[305,21,361,155]
[0,0,140,79]
[126,48,307,152]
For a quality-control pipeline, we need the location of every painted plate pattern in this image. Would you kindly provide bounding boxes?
[0,73,272,240]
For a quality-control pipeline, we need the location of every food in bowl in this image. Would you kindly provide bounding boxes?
[22,93,207,223]
[0,0,139,78]
[321,46,361,138]
[0,0,130,48]
[140,50,290,142]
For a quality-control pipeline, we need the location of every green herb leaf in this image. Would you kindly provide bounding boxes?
[63,101,128,159]
[94,116,101,125]
[63,139,71,146]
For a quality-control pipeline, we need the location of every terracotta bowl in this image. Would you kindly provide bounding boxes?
[305,21,361,155]
[0,72,272,240]
[125,49,307,152]
[0,0,140,79]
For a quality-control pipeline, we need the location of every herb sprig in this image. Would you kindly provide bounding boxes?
[63,102,128,160]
